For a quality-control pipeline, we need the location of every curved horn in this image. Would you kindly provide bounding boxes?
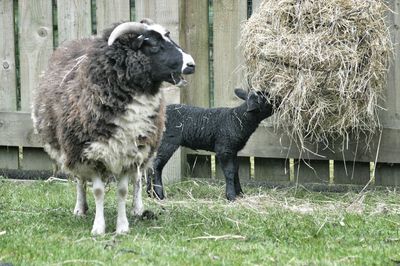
[140,18,155,25]
[108,22,147,46]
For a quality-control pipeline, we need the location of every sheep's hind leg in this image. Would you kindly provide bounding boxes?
[131,166,144,217]
[116,176,129,234]
[73,178,88,216]
[91,177,105,235]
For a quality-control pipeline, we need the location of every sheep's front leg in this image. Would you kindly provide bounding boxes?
[131,166,144,216]
[91,177,105,235]
[217,153,237,201]
[74,178,88,216]
[116,176,129,234]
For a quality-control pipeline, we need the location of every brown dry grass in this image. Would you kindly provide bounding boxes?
[241,0,393,150]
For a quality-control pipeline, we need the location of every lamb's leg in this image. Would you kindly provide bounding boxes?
[147,143,179,200]
[91,177,105,235]
[73,178,88,216]
[116,176,129,234]
[233,158,244,197]
[132,166,144,216]
[217,153,237,201]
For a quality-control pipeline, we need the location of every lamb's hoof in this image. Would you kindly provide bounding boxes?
[236,190,245,198]
[91,225,105,236]
[141,210,157,220]
[116,220,130,234]
[226,193,236,201]
[153,187,165,200]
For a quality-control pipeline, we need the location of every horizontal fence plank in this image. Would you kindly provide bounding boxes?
[4,111,400,165]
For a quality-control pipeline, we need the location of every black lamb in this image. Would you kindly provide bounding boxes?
[147,88,280,201]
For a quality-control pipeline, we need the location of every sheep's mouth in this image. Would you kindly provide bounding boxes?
[170,73,188,87]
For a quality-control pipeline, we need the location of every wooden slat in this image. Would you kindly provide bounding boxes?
[0,0,17,111]
[18,0,53,112]
[334,161,371,185]
[380,0,400,129]
[57,0,92,45]
[186,154,211,178]
[0,112,42,147]
[0,147,19,169]
[375,163,400,186]
[162,86,183,184]
[254,158,290,182]
[135,0,180,38]
[252,0,264,11]
[216,156,251,180]
[294,159,329,184]
[213,0,247,107]
[0,0,19,169]
[96,0,130,33]
[20,147,52,171]
[179,0,210,107]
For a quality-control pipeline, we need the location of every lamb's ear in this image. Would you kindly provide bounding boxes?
[132,35,145,50]
[234,88,247,100]
[246,93,259,112]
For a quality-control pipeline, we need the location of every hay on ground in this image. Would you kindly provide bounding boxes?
[241,0,393,149]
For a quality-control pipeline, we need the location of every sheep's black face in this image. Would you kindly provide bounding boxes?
[140,26,195,86]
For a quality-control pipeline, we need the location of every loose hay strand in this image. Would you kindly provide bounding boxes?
[241,0,393,151]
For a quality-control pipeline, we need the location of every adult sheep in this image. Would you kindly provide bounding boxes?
[32,19,195,235]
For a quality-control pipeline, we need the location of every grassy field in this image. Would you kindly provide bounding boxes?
[1,178,400,265]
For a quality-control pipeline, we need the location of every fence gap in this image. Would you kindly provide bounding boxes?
[294,159,330,184]
[186,154,211,178]
[255,158,290,182]
[333,160,370,185]
[375,163,400,186]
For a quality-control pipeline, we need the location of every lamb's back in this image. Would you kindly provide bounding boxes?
[163,104,231,151]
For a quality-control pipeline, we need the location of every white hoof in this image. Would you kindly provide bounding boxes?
[116,219,130,234]
[131,207,144,217]
[73,206,86,216]
[91,223,105,235]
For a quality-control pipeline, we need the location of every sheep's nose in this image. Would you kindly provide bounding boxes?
[183,62,195,74]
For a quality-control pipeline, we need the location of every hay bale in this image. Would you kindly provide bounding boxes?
[241,0,393,147]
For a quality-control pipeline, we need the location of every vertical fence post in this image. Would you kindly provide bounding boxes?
[57,0,92,44]
[135,0,187,183]
[0,0,19,170]
[18,0,54,173]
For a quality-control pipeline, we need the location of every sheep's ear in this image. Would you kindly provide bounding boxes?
[132,35,145,50]
[234,88,247,100]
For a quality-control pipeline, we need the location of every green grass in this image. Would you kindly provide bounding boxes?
[1,179,400,265]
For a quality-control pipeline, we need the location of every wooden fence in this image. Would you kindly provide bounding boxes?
[1,0,400,186]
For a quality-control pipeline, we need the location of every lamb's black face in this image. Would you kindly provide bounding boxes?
[140,25,195,86]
